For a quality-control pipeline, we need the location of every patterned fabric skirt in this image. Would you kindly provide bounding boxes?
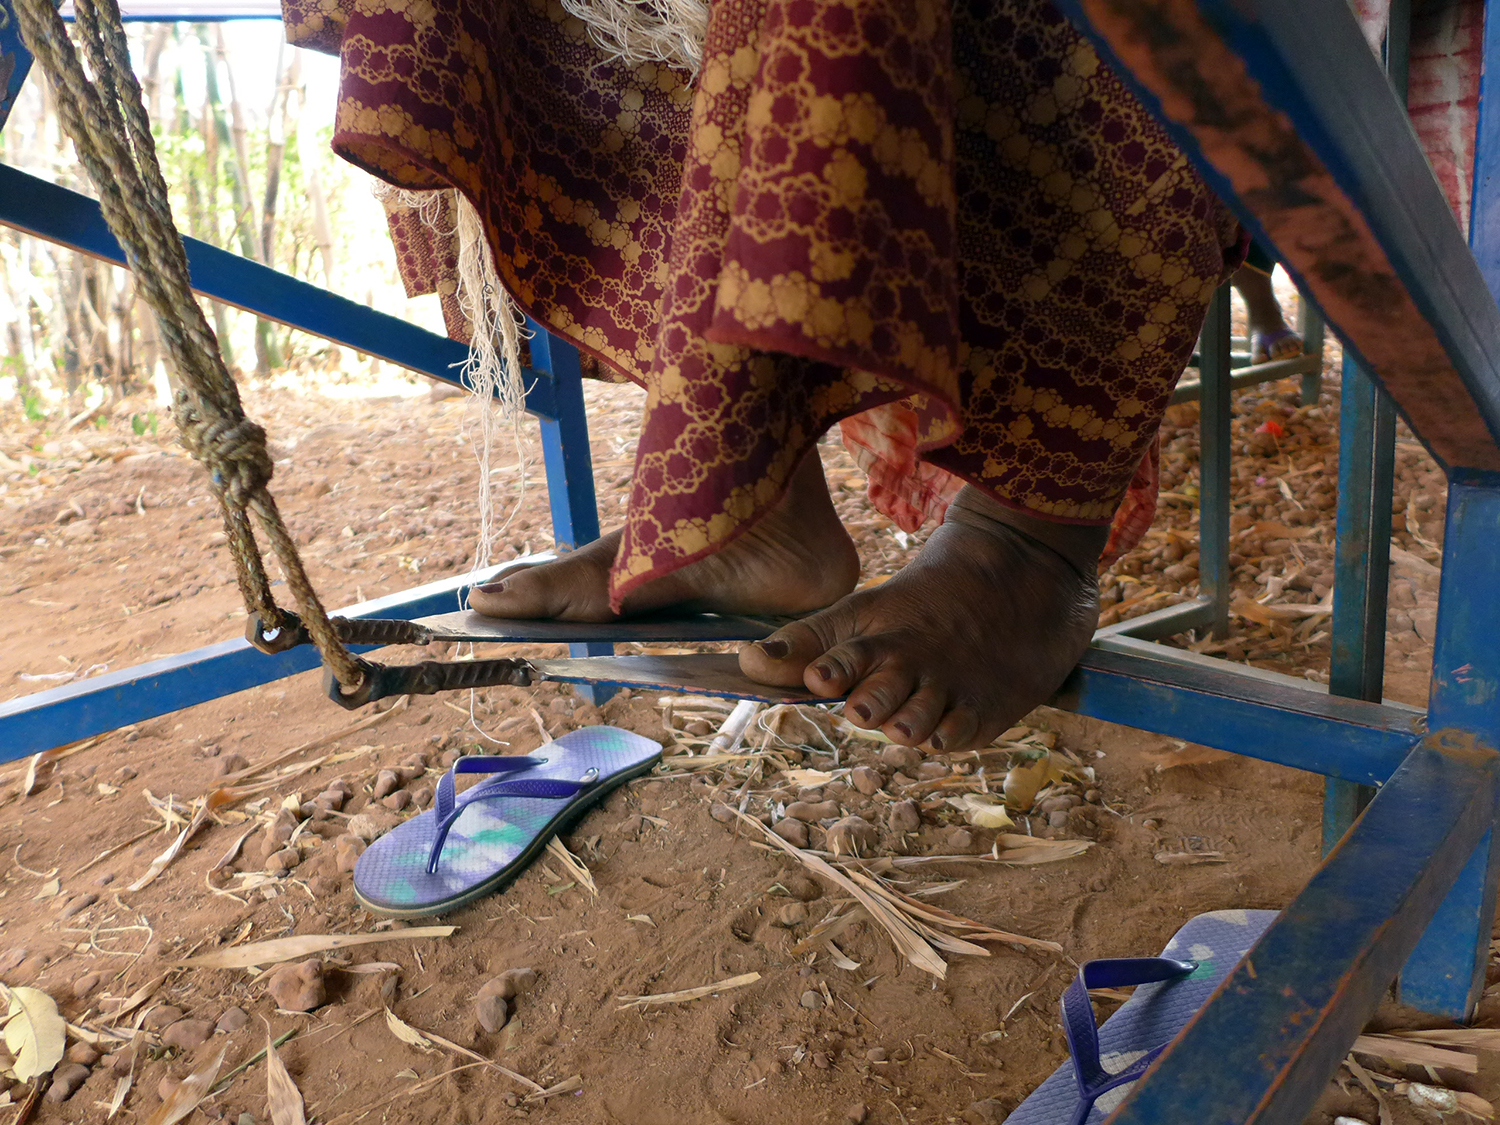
[283,0,1241,606]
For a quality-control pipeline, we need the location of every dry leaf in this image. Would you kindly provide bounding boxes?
[144,1048,225,1125]
[545,837,597,897]
[1155,851,1226,866]
[1143,742,1235,772]
[617,972,762,1009]
[129,790,237,892]
[1353,1034,1477,1073]
[525,1075,584,1102]
[943,794,1014,830]
[177,927,456,969]
[1001,753,1064,810]
[383,1008,434,1051]
[265,1030,307,1125]
[107,1072,132,1119]
[2,986,66,1080]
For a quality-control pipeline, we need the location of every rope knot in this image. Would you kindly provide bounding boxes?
[175,391,273,506]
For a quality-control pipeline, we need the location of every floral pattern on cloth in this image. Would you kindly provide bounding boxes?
[282,0,1240,605]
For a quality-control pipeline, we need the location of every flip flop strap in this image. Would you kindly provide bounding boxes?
[433,755,547,830]
[1060,956,1197,1125]
[427,761,599,874]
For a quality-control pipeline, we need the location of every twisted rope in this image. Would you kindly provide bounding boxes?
[14,0,365,691]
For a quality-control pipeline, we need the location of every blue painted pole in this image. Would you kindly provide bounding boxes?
[1198,284,1232,638]
[525,323,613,705]
[1397,473,1500,1018]
[1324,356,1396,853]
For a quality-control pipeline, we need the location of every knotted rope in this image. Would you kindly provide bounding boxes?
[14,0,366,693]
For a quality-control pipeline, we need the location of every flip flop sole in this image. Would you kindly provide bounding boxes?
[352,726,662,918]
[1007,909,1278,1124]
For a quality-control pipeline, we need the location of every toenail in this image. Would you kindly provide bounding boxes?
[814,664,834,682]
[894,722,913,739]
[757,638,790,659]
[476,580,506,594]
[930,733,945,750]
[852,703,872,722]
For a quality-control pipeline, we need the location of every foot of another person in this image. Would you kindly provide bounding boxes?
[739,487,1107,752]
[468,451,860,621]
[1230,264,1303,364]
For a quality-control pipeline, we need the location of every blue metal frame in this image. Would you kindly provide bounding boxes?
[6,0,1500,1117]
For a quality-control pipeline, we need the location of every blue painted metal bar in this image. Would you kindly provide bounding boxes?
[1107,734,1499,1124]
[1398,471,1500,1017]
[1054,0,1500,472]
[1324,355,1396,853]
[0,165,560,418]
[1472,0,1500,305]
[525,326,612,704]
[0,563,528,762]
[1054,648,1421,788]
[1098,597,1212,643]
[0,0,30,132]
[1196,284,1231,639]
[1296,299,1325,407]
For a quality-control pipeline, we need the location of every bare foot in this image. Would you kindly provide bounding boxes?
[468,451,860,621]
[1230,264,1302,362]
[738,487,1107,751]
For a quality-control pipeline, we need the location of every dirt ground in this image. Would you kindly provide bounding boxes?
[0,347,1491,1125]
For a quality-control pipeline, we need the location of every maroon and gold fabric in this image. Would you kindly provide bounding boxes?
[284,0,1240,603]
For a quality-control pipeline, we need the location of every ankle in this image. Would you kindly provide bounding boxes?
[945,487,1108,579]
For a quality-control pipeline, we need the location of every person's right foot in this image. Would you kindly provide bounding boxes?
[467,450,861,621]
[738,486,1108,751]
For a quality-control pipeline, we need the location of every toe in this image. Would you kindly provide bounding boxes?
[738,620,832,687]
[841,657,919,729]
[883,682,947,746]
[468,556,610,621]
[930,706,980,753]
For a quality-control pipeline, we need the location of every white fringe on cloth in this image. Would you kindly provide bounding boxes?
[559,0,709,75]
[371,181,530,579]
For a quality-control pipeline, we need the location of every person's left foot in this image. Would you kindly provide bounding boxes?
[738,486,1108,752]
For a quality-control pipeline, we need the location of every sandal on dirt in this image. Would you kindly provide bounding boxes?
[353,725,662,917]
[1007,909,1277,1125]
[1251,326,1304,364]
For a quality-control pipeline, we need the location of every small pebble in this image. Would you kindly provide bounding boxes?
[776,902,809,927]
[266,959,325,1012]
[1037,794,1081,814]
[709,803,737,824]
[846,1103,869,1124]
[849,766,883,796]
[475,994,509,1033]
[335,834,367,873]
[266,847,301,875]
[372,770,400,800]
[812,1050,832,1069]
[799,989,824,1010]
[881,745,923,773]
[71,971,101,999]
[163,1019,214,1051]
[795,786,825,802]
[215,753,249,777]
[114,766,138,782]
[105,1049,134,1074]
[60,892,99,920]
[772,818,810,848]
[144,1005,184,1030]
[825,816,878,857]
[888,800,922,834]
[1084,788,1102,803]
[410,785,433,809]
[217,1006,249,1034]
[478,967,539,1002]
[1142,817,1162,830]
[1048,810,1070,829]
[786,800,840,823]
[964,1097,1010,1125]
[865,1047,888,1062]
[915,761,949,781]
[64,1042,101,1066]
[381,790,412,811]
[946,828,974,851]
[347,812,397,841]
[95,872,116,887]
[1088,878,1108,893]
[239,1115,258,1125]
[46,1063,90,1103]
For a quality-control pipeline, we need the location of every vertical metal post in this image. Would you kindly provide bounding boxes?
[527,324,614,705]
[1197,283,1232,638]
[1397,472,1500,1018]
[1397,0,1500,1018]
[1322,0,1407,855]
[1296,299,1325,406]
[1323,356,1397,853]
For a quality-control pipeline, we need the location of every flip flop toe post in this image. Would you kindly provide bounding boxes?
[353,725,662,917]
